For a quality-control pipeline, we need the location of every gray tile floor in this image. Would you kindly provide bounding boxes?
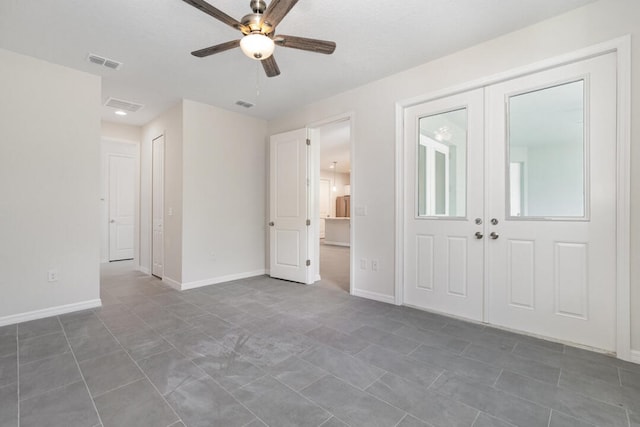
[1,262,639,427]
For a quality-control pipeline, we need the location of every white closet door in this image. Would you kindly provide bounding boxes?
[403,88,485,321]
[486,53,617,351]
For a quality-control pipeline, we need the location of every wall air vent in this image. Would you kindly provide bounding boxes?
[87,53,123,70]
[104,97,144,112]
[235,100,254,108]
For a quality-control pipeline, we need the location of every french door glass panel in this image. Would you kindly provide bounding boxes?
[418,108,467,217]
[507,80,586,218]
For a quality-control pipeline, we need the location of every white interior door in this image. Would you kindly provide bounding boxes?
[319,178,330,238]
[152,135,164,278]
[403,88,485,321]
[269,128,313,284]
[486,53,617,351]
[108,154,135,261]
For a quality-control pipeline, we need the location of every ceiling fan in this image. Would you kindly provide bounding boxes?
[181,0,336,77]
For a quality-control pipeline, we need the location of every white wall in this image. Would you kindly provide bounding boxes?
[181,100,267,285]
[0,48,101,322]
[267,0,640,349]
[102,121,142,144]
[141,103,183,282]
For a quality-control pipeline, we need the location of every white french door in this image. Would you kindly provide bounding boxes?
[269,128,313,284]
[403,89,485,321]
[486,53,617,351]
[403,52,618,351]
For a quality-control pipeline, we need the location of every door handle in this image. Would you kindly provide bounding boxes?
[110,219,115,223]
[475,232,483,239]
[490,232,499,240]
[269,221,275,226]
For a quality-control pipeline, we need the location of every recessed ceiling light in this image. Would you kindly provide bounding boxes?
[115,110,127,116]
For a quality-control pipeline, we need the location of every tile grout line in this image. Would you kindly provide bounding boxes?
[56,316,105,427]
[470,411,481,427]
[92,312,185,426]
[16,325,20,426]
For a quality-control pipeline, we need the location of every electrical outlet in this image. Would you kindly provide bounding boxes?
[360,259,367,270]
[47,269,58,282]
[371,260,379,271]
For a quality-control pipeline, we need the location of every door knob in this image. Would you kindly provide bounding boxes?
[110,219,115,223]
[269,221,275,226]
[490,232,499,239]
[475,218,483,225]
[475,232,484,239]
[491,218,499,225]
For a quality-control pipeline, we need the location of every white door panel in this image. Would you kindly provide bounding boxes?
[486,53,617,351]
[404,88,485,321]
[269,129,312,284]
[108,154,135,261]
[403,53,617,352]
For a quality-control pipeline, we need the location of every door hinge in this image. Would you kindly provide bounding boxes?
[306,138,311,146]
[306,219,311,226]
[306,259,311,266]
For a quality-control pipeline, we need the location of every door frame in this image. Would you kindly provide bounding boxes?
[308,112,356,293]
[395,36,631,360]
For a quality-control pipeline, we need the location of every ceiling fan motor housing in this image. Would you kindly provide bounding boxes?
[242,0,273,35]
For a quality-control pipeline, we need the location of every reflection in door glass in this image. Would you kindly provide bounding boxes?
[418,108,467,217]
[508,80,585,218]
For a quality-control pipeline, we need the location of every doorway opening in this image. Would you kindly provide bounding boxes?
[312,118,352,294]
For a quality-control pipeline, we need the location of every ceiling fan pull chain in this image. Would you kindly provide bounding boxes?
[256,61,261,97]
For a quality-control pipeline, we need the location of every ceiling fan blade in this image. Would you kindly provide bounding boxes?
[191,40,241,57]
[181,0,248,32]
[261,0,299,28]
[262,55,281,77]
[274,35,336,54]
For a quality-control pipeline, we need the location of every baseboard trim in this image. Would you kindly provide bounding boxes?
[323,241,350,247]
[162,276,182,290]
[631,350,640,364]
[0,299,102,327]
[180,270,268,291]
[351,288,395,304]
[138,265,151,275]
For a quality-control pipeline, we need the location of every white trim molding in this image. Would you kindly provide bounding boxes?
[180,270,267,291]
[395,36,632,361]
[0,299,102,327]
[162,276,182,290]
[352,288,395,304]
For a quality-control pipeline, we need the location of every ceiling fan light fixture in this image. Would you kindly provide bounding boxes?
[240,33,275,60]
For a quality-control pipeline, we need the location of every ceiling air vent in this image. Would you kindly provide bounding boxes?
[235,100,254,108]
[104,97,144,113]
[87,53,123,70]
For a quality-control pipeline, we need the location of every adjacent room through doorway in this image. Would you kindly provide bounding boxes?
[316,119,351,293]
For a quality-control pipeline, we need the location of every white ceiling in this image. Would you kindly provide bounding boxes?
[0,0,596,126]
